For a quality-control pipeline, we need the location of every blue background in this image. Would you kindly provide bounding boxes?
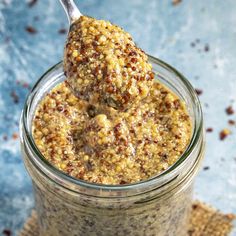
[0,0,235,235]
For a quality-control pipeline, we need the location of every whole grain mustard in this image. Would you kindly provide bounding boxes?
[33,82,191,185]
[64,16,154,110]
[33,16,192,185]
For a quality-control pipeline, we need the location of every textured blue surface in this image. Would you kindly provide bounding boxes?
[0,0,236,235]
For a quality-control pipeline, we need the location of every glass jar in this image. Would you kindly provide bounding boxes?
[20,56,204,236]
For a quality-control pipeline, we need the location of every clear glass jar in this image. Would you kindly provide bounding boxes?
[20,56,204,236]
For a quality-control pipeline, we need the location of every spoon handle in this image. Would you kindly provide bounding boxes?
[59,0,82,24]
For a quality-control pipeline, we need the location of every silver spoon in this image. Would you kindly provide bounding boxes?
[59,0,82,24]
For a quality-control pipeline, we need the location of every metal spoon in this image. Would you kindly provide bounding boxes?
[59,0,82,24]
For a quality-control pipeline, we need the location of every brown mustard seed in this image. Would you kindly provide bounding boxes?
[204,44,210,52]
[28,0,37,7]
[203,166,210,171]
[2,229,11,236]
[195,89,203,96]
[58,28,67,34]
[10,91,19,104]
[12,133,18,140]
[219,129,231,140]
[25,26,37,34]
[206,127,213,133]
[226,106,234,115]
[172,0,182,6]
[228,120,235,125]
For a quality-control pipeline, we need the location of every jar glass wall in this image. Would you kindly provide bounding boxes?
[20,56,204,236]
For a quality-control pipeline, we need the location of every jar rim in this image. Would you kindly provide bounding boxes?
[21,55,203,194]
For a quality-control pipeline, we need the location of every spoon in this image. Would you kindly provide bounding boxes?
[59,0,82,24]
[59,0,154,111]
